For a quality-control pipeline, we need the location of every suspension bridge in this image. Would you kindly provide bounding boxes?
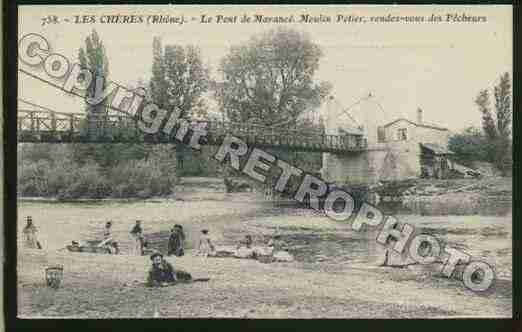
[17,107,367,154]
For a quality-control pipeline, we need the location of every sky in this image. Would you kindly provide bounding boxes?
[18,5,512,132]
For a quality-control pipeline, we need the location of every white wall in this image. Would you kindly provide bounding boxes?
[384,119,450,147]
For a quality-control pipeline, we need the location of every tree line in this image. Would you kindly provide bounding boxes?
[18,28,326,198]
[18,28,511,199]
[449,72,512,176]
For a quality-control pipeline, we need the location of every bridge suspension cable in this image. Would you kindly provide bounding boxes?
[18,68,127,115]
[18,97,65,114]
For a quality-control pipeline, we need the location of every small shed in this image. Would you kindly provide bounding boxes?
[419,143,455,179]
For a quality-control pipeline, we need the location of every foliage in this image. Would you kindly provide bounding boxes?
[494,72,512,138]
[472,72,512,175]
[18,144,177,199]
[78,29,109,116]
[215,27,331,126]
[448,127,491,167]
[475,89,497,140]
[149,37,211,118]
[109,159,174,198]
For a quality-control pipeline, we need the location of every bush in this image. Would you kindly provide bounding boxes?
[61,162,109,199]
[448,127,491,167]
[18,144,177,199]
[109,159,174,198]
[18,159,53,196]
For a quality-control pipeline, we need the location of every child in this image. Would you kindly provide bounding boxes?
[22,216,41,249]
[98,221,114,248]
[175,225,185,257]
[130,220,144,255]
[197,229,215,257]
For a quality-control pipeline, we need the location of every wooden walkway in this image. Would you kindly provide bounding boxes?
[17,110,367,153]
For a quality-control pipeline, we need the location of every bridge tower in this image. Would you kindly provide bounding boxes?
[321,93,387,186]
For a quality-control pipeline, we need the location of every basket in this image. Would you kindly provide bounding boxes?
[45,265,64,289]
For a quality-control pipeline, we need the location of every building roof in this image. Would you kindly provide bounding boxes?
[420,143,454,155]
[339,127,364,136]
[383,118,448,131]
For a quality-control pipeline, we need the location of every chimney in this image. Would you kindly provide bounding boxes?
[417,108,423,124]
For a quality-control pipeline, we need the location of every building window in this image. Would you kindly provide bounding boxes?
[397,128,408,141]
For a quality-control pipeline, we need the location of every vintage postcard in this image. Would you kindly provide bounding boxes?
[16,5,512,318]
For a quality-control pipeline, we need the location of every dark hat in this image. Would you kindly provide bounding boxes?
[26,216,33,221]
[150,251,163,261]
[201,229,209,234]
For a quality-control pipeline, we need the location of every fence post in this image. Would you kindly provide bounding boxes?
[29,112,35,131]
[50,111,57,131]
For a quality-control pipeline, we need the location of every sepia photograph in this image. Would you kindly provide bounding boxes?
[14,4,512,319]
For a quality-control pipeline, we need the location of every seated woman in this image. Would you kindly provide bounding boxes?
[236,235,253,249]
[23,216,42,249]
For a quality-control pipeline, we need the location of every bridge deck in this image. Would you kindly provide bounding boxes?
[17,110,367,153]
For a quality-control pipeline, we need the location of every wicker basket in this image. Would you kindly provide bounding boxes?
[45,265,63,289]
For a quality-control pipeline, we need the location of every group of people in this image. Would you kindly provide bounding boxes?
[98,220,209,258]
[22,215,288,287]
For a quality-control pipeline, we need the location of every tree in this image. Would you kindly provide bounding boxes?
[79,29,109,116]
[473,72,512,175]
[494,72,512,138]
[150,37,168,110]
[148,37,211,172]
[149,37,210,118]
[475,90,497,141]
[73,30,111,165]
[216,27,331,126]
[493,72,512,175]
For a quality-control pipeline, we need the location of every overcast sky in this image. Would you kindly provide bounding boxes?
[18,5,512,132]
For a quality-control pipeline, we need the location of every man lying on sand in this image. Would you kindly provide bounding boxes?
[146,252,208,287]
[147,252,178,287]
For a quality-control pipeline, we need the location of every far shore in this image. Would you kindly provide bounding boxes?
[17,196,179,204]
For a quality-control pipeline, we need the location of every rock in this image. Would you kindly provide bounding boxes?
[273,251,294,262]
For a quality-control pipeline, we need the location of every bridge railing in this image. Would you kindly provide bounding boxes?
[18,110,84,132]
[17,110,141,139]
[17,110,367,152]
[204,120,367,151]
